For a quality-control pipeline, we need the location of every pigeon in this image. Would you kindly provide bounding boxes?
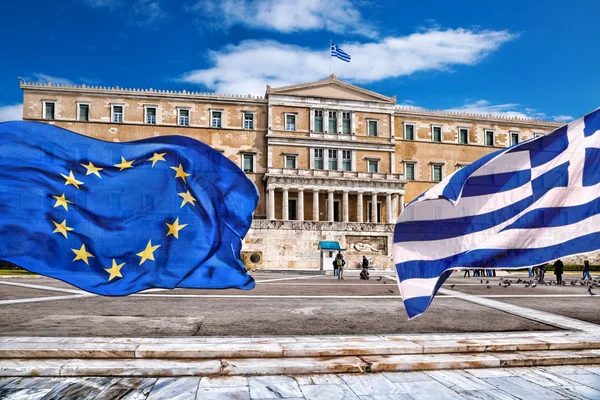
[486,285,491,289]
[377,277,382,281]
[571,281,576,285]
[486,280,489,284]
[480,279,483,284]
[499,282,502,287]
[517,279,523,283]
[449,284,455,289]
[388,289,394,293]
[589,287,596,296]
[532,282,538,288]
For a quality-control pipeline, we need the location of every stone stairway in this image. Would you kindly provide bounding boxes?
[2,331,600,377]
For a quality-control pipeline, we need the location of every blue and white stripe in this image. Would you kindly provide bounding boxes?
[331,43,351,62]
[393,108,600,318]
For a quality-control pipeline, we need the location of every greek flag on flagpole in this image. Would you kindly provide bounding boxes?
[331,43,351,62]
[393,107,600,319]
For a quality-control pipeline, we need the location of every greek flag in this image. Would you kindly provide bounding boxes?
[393,108,600,318]
[331,43,351,62]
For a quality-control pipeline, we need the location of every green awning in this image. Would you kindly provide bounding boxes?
[319,241,343,250]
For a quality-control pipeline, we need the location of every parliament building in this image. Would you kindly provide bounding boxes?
[20,76,561,270]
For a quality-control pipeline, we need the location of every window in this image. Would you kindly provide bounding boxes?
[510,132,520,146]
[145,107,156,125]
[404,162,415,180]
[178,109,189,126]
[78,104,89,122]
[211,111,222,128]
[285,114,296,131]
[44,101,55,120]
[242,154,254,172]
[459,128,469,144]
[328,111,337,133]
[285,155,297,169]
[314,149,324,169]
[368,160,379,173]
[404,124,414,140]
[342,112,351,134]
[485,130,494,146]
[342,150,352,171]
[111,105,123,123]
[243,112,254,129]
[432,126,442,142]
[368,120,378,136]
[314,110,323,132]
[328,149,338,170]
[432,164,443,182]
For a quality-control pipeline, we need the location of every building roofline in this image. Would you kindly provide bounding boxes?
[395,106,564,128]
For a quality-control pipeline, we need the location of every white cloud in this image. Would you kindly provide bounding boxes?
[80,0,167,26]
[0,104,23,122]
[188,0,374,37]
[179,28,516,95]
[30,73,74,86]
[444,100,573,122]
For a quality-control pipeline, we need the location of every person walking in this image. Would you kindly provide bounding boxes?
[553,259,564,285]
[362,256,369,270]
[332,257,339,277]
[335,252,346,280]
[583,260,592,280]
[537,263,547,283]
[463,268,471,278]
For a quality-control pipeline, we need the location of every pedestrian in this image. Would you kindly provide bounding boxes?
[335,252,346,280]
[553,259,564,285]
[583,260,592,280]
[360,266,370,280]
[463,268,471,278]
[332,257,339,277]
[528,267,533,278]
[362,256,369,270]
[537,263,547,283]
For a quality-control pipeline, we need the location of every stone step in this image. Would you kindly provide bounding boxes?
[2,333,600,360]
[2,350,600,377]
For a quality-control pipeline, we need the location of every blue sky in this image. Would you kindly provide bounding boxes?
[1,0,598,122]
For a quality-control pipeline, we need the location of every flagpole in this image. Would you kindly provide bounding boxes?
[329,40,332,76]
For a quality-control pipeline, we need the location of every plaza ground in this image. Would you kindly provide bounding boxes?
[1,270,599,337]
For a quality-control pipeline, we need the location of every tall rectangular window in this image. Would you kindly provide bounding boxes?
[112,105,123,123]
[242,154,254,172]
[485,130,494,146]
[368,160,379,173]
[511,132,519,146]
[342,112,351,134]
[342,150,351,171]
[179,109,189,126]
[211,111,222,128]
[328,149,338,170]
[368,120,378,136]
[78,104,89,122]
[405,124,414,140]
[432,126,442,142]
[243,112,254,129]
[404,163,415,180]
[146,107,156,124]
[314,149,324,170]
[44,102,55,120]
[285,114,296,131]
[432,164,443,182]
[328,111,337,133]
[459,128,468,144]
[285,155,297,169]
[314,110,323,132]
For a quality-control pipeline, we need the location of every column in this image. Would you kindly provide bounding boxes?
[399,193,405,214]
[371,193,378,223]
[386,193,392,223]
[313,189,319,221]
[357,192,363,223]
[282,188,289,221]
[328,190,334,222]
[297,189,304,222]
[392,194,398,222]
[268,188,275,220]
[342,190,349,222]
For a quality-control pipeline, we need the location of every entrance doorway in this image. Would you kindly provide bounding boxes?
[288,199,297,220]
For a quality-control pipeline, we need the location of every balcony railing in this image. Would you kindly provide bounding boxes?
[266,168,404,181]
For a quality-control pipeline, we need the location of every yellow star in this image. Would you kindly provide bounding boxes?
[52,219,74,239]
[170,164,191,183]
[178,190,197,208]
[80,161,103,178]
[52,194,73,211]
[166,217,188,239]
[136,239,161,265]
[104,259,125,281]
[114,157,135,171]
[147,152,167,167]
[60,171,84,189]
[72,243,94,265]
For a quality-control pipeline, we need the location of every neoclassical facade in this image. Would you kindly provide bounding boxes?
[20,76,562,269]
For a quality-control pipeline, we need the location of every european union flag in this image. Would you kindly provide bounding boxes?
[0,121,257,294]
